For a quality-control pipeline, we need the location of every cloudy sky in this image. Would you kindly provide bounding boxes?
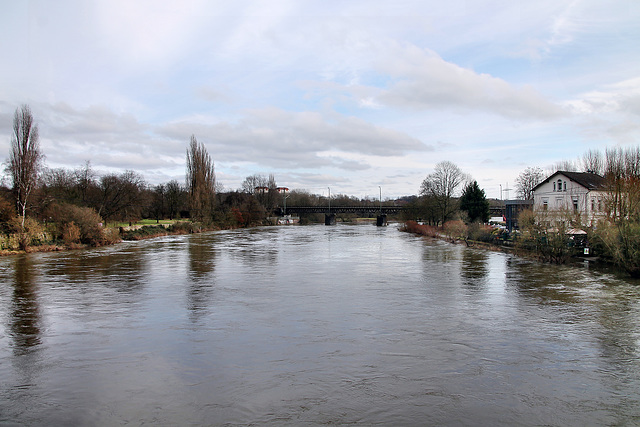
[1,1,639,199]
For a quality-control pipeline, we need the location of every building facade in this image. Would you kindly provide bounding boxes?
[532,171,607,225]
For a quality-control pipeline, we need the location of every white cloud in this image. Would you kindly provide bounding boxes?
[1,0,639,198]
[158,107,429,170]
[564,77,640,143]
[375,44,567,120]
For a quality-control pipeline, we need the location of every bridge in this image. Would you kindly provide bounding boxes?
[274,205,406,226]
[274,205,406,215]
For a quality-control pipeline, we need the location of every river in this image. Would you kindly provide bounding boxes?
[1,224,639,426]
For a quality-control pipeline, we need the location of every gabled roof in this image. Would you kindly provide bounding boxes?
[533,171,606,191]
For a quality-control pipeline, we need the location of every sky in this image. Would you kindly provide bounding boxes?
[1,0,639,200]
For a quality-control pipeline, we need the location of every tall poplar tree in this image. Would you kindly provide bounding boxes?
[186,135,216,223]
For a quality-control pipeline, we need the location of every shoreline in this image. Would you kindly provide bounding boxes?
[0,222,221,257]
[415,231,626,277]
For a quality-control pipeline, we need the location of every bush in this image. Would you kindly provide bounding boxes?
[6,216,47,250]
[594,220,640,277]
[443,220,468,242]
[167,221,195,234]
[468,223,496,243]
[401,221,438,237]
[121,225,168,240]
[46,203,106,245]
[62,222,81,245]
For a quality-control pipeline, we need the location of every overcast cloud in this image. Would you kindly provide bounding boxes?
[1,0,639,198]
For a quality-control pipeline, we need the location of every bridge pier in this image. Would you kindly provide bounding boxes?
[325,213,336,225]
[376,214,387,226]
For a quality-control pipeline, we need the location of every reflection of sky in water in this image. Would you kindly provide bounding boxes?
[0,225,639,425]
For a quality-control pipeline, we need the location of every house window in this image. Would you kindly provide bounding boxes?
[557,179,562,192]
[573,197,578,212]
[563,181,567,191]
[543,199,548,211]
[598,199,602,211]
[591,198,595,212]
[553,182,556,191]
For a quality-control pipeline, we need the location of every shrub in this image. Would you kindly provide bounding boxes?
[443,220,468,242]
[468,223,495,243]
[62,222,82,244]
[401,220,438,237]
[167,221,195,234]
[594,220,640,278]
[6,216,46,250]
[46,203,106,245]
[121,225,168,240]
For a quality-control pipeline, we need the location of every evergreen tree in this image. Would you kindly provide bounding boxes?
[460,180,489,223]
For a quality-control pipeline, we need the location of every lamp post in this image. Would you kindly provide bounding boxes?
[277,187,289,215]
[328,187,331,212]
[379,186,382,214]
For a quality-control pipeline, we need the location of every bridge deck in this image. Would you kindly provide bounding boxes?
[276,206,406,215]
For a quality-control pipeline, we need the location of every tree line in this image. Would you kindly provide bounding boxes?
[0,104,408,250]
[0,105,274,249]
[4,104,638,274]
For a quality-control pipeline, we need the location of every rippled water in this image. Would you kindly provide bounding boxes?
[1,224,640,425]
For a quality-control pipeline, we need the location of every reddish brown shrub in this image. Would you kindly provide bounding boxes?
[401,221,438,237]
[62,222,81,245]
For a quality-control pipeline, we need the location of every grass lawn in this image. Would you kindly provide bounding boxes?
[108,219,183,228]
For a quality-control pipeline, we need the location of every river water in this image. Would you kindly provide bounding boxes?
[1,224,640,426]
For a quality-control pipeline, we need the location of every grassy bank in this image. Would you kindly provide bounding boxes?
[0,219,212,255]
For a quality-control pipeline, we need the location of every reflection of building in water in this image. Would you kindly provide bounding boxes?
[10,256,42,354]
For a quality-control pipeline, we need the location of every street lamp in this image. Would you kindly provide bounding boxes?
[277,187,289,215]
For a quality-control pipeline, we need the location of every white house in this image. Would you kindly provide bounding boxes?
[532,171,607,225]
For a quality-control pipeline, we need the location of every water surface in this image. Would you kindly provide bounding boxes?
[1,224,639,425]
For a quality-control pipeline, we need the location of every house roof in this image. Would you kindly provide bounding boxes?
[533,171,606,191]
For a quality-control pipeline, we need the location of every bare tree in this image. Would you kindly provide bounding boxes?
[420,161,467,225]
[603,146,640,222]
[186,135,216,223]
[515,166,544,200]
[547,159,578,175]
[241,174,268,194]
[95,170,146,224]
[74,160,97,205]
[581,149,604,175]
[6,105,44,228]
[165,179,185,220]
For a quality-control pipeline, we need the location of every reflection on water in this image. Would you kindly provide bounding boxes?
[461,248,489,290]
[9,256,42,354]
[1,225,640,425]
[187,235,217,322]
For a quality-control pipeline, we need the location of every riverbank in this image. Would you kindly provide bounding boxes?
[0,221,220,256]
[399,220,620,274]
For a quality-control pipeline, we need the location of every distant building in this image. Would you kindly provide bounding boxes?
[532,171,607,225]
[504,199,533,232]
